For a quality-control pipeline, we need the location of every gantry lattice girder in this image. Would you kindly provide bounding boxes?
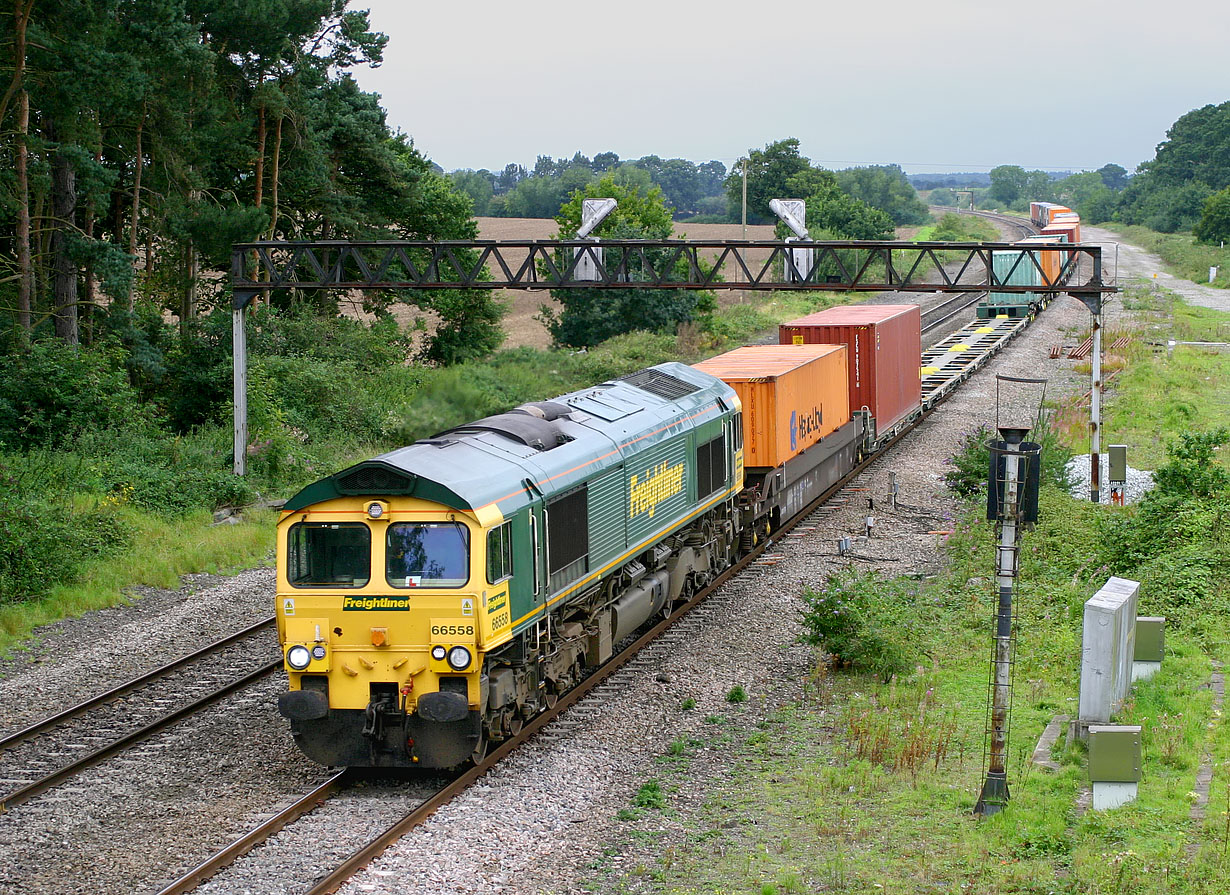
[230,239,1113,308]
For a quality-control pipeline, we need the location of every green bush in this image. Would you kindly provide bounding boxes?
[393,335,681,443]
[929,213,998,242]
[0,339,155,448]
[944,422,1073,498]
[799,568,917,682]
[1194,187,1230,245]
[252,355,423,442]
[944,425,993,496]
[160,306,422,433]
[0,459,132,604]
[66,429,255,513]
[1152,428,1230,497]
[1093,430,1230,633]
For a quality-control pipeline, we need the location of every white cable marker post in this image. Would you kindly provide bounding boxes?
[769,199,813,283]
[574,198,617,283]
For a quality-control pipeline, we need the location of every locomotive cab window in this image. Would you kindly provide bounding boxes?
[733,412,743,450]
[288,522,371,588]
[386,522,470,588]
[486,521,513,584]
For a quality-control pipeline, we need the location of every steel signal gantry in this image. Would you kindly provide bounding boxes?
[229,239,1114,308]
[227,238,1115,475]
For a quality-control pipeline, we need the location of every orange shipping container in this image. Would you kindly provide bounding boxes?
[693,345,850,469]
[1017,235,1063,286]
[1042,220,1081,243]
[1044,205,1072,226]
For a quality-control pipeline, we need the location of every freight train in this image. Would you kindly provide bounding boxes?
[273,303,925,768]
[978,204,1082,319]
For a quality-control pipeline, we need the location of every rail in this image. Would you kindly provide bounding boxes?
[0,616,276,754]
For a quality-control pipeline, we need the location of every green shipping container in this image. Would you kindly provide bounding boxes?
[982,249,1043,317]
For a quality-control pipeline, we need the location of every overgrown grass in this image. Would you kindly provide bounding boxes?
[0,507,274,653]
[610,486,1230,894]
[1106,223,1230,288]
[913,212,1000,244]
[1094,286,1230,466]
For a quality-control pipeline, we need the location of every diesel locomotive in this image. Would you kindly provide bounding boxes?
[276,306,921,769]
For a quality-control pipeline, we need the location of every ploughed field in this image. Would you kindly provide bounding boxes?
[476,217,778,349]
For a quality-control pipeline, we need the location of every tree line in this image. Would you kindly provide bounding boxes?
[450,152,729,220]
[0,0,493,354]
[449,140,932,230]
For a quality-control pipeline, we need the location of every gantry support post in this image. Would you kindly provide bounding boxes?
[1072,292,1105,502]
[231,246,257,474]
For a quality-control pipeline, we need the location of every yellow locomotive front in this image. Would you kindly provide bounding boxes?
[276,494,506,768]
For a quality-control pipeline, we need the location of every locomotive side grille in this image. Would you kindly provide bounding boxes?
[546,485,589,592]
[619,368,700,400]
[696,433,727,499]
[335,465,414,495]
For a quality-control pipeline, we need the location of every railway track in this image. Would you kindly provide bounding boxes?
[969,208,1039,241]
[911,209,1039,338]
[156,473,847,895]
[0,617,279,811]
[921,290,985,334]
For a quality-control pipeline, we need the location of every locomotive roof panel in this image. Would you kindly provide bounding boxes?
[282,362,737,517]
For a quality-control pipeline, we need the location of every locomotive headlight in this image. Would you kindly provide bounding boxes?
[366,501,384,519]
[286,644,312,670]
[311,645,327,661]
[431,645,447,661]
[447,646,472,670]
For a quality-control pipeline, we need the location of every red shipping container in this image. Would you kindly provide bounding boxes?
[778,304,921,435]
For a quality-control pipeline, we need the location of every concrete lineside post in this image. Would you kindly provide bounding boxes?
[232,304,248,476]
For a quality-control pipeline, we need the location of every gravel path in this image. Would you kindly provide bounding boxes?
[1084,223,1230,313]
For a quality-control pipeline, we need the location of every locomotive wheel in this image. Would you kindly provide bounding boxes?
[471,730,489,765]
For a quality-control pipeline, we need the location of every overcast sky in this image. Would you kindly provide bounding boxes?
[351,0,1228,175]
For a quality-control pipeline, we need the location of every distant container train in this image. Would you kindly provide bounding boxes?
[980,203,1083,319]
